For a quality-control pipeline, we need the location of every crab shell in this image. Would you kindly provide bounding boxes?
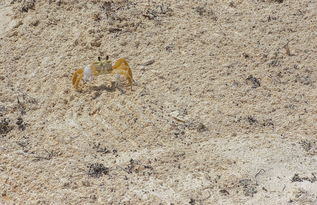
[95,60,113,74]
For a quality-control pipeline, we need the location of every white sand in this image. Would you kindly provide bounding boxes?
[0,0,316,204]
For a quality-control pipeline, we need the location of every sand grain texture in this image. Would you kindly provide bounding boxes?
[0,0,317,204]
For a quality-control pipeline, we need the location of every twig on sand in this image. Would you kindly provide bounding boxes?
[255,169,265,178]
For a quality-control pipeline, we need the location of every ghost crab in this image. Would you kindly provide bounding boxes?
[72,56,133,91]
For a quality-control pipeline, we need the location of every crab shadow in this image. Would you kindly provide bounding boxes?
[89,82,126,94]
[90,84,116,92]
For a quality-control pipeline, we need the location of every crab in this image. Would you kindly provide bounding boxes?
[72,56,133,91]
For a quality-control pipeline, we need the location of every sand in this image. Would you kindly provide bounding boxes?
[0,0,316,204]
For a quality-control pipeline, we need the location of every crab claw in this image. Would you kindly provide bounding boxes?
[83,65,93,81]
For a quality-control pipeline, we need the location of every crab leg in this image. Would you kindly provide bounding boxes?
[72,68,84,89]
[112,58,133,80]
[111,67,133,90]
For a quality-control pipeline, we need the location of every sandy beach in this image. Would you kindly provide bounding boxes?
[0,0,316,204]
